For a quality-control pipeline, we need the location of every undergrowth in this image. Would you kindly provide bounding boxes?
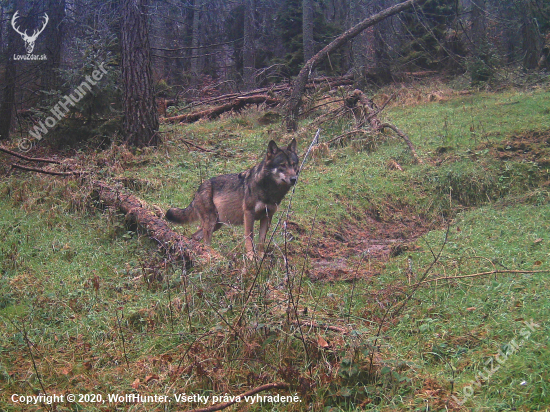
[0,85,549,411]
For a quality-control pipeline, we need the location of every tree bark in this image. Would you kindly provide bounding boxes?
[121,0,160,147]
[190,0,202,83]
[470,0,486,55]
[243,0,256,90]
[303,0,314,62]
[521,4,540,70]
[0,2,18,141]
[41,0,66,91]
[285,0,427,131]
[373,0,392,85]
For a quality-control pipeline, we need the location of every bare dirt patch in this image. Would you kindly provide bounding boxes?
[290,207,433,282]
[486,129,550,166]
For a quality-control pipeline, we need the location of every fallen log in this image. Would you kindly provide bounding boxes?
[162,95,279,124]
[10,163,217,266]
[92,181,218,267]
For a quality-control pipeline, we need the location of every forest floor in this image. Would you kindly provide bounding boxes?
[1,80,550,411]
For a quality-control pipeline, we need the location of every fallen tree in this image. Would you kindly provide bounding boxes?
[285,0,428,131]
[4,148,215,267]
[162,95,279,124]
[93,181,218,266]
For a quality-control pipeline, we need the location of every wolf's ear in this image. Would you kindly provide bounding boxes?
[267,140,279,158]
[287,138,297,153]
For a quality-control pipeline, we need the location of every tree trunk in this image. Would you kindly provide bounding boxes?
[286,0,427,131]
[521,4,540,70]
[41,0,66,91]
[0,3,18,141]
[303,0,314,62]
[373,0,392,85]
[349,0,367,78]
[470,0,486,54]
[243,0,256,90]
[121,0,160,147]
[190,0,202,82]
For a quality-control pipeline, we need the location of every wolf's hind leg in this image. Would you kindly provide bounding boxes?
[191,228,204,241]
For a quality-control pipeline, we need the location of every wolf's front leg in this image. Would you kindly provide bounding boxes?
[243,210,255,259]
[258,214,272,255]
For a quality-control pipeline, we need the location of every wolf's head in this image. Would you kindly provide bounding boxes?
[265,138,299,186]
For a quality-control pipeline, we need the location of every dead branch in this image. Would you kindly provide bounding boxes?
[11,164,87,176]
[415,270,549,286]
[182,382,290,412]
[92,181,218,267]
[379,123,422,163]
[185,75,353,109]
[342,89,422,163]
[162,95,279,124]
[326,129,367,145]
[293,320,349,334]
[300,98,344,118]
[181,139,215,152]
[286,0,428,131]
[1,146,62,164]
[345,89,382,130]
[370,92,397,120]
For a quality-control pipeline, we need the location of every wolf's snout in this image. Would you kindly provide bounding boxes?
[290,176,297,185]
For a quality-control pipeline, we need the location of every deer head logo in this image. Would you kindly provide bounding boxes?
[11,11,49,54]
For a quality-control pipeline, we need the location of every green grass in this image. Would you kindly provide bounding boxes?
[0,86,549,411]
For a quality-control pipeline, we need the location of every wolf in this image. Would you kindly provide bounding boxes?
[166,139,299,257]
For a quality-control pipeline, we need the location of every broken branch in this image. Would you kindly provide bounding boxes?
[1,146,62,164]
[11,164,87,176]
[163,95,279,124]
[415,270,549,286]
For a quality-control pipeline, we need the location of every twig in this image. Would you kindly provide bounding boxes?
[182,382,290,412]
[379,123,422,163]
[11,164,87,176]
[6,317,49,407]
[326,129,367,145]
[181,139,215,152]
[368,223,451,375]
[0,145,62,164]
[414,270,548,286]
[368,92,397,120]
[115,309,130,369]
[292,320,348,334]
[300,98,344,117]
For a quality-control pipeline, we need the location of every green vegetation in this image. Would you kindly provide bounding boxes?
[1,85,549,411]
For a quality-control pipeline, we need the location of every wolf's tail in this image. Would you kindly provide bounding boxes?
[165,203,198,224]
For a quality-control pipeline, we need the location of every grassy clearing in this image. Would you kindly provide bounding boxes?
[0,85,549,411]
